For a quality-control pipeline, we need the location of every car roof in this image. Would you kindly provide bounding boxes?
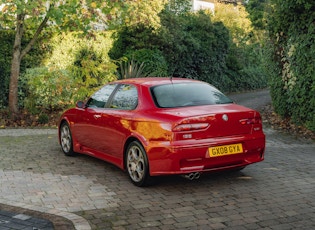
[112,77,202,87]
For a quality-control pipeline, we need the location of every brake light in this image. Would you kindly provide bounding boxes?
[172,123,209,132]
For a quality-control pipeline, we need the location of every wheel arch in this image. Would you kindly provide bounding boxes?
[59,117,71,128]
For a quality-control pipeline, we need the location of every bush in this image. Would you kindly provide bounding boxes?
[159,11,239,91]
[109,24,160,60]
[24,67,75,112]
[266,0,315,131]
[213,3,268,92]
[125,49,168,77]
[109,8,267,93]
[70,46,117,101]
[24,48,117,112]
[38,113,49,124]
[24,32,117,112]
[109,25,169,77]
[109,11,233,91]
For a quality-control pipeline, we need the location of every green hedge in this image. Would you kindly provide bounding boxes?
[266,0,315,131]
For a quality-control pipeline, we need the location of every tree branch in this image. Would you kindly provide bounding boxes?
[20,15,49,60]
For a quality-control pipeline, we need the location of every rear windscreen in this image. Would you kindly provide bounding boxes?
[151,82,233,108]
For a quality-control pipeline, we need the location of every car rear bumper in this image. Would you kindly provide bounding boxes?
[146,133,265,176]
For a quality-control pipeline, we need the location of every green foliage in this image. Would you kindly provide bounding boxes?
[244,0,268,30]
[109,4,267,92]
[0,31,13,108]
[265,0,315,131]
[38,114,49,124]
[99,0,168,30]
[212,2,252,44]
[70,47,117,102]
[1,0,271,117]
[98,0,191,29]
[121,0,167,29]
[72,46,115,83]
[24,32,117,111]
[24,67,75,112]
[109,25,159,60]
[212,2,268,92]
[160,11,232,90]
[0,0,103,31]
[125,49,169,77]
[109,24,169,77]
[267,0,315,36]
[165,0,192,14]
[117,59,147,79]
[0,30,49,108]
[0,0,109,114]
[109,11,231,91]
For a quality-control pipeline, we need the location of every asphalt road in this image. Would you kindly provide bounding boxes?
[228,88,272,111]
[0,89,314,230]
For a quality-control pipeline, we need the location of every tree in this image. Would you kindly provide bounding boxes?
[119,0,167,29]
[158,10,231,86]
[244,0,268,30]
[0,0,106,117]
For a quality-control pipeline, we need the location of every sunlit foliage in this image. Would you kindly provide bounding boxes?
[23,32,117,111]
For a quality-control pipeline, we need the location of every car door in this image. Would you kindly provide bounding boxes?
[73,84,118,150]
[96,84,138,158]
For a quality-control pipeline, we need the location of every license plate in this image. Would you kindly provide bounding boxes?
[209,143,243,157]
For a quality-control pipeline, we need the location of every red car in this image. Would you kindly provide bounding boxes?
[58,77,265,186]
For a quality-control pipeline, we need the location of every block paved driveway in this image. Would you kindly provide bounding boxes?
[0,89,314,229]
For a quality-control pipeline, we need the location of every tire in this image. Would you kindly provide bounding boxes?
[59,122,76,156]
[125,141,152,187]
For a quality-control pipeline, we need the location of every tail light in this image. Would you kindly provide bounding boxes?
[239,113,262,133]
[172,115,214,132]
[172,123,209,132]
[239,117,262,125]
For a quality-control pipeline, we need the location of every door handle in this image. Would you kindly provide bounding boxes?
[94,114,101,119]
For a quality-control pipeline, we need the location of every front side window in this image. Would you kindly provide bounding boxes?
[151,82,233,108]
[87,84,117,108]
[109,84,138,110]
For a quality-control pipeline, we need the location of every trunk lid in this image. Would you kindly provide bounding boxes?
[158,104,261,139]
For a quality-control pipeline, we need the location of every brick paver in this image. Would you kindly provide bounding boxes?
[0,127,314,229]
[0,89,314,229]
[0,210,54,230]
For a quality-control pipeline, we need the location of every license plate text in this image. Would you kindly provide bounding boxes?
[209,143,243,157]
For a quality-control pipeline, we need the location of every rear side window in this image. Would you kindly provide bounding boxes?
[151,82,233,108]
[87,84,117,108]
[109,84,138,110]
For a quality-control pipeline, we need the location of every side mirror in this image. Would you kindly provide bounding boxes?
[76,101,86,108]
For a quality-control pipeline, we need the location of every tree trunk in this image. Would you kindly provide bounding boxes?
[8,13,49,119]
[9,47,21,116]
[9,13,25,118]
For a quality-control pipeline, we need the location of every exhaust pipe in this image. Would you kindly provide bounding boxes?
[182,172,201,180]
